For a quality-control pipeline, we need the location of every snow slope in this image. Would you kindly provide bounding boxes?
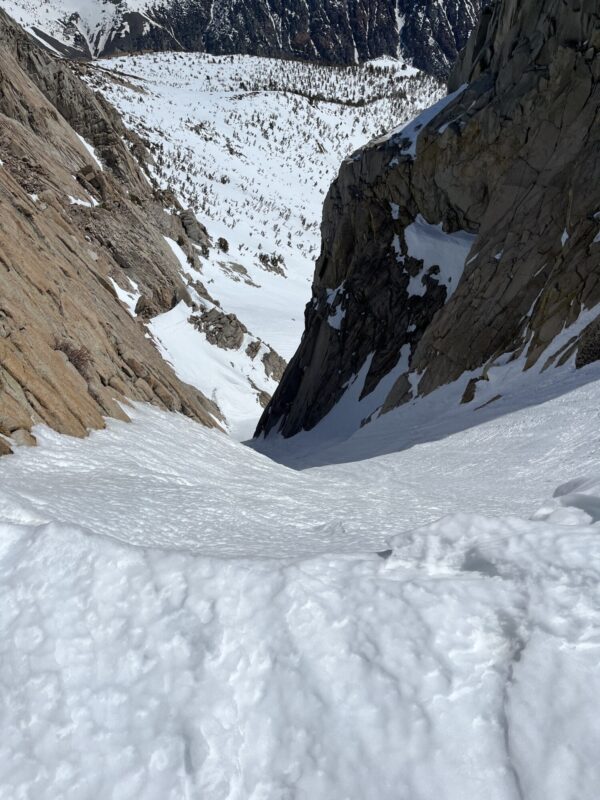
[81,53,440,437]
[90,53,439,357]
[1,19,599,798]
[2,365,600,798]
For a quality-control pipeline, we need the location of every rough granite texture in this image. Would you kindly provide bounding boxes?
[257,0,600,439]
[0,8,222,453]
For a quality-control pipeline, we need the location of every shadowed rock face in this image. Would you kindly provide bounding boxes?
[150,0,481,78]
[0,8,221,452]
[24,0,481,79]
[257,0,600,440]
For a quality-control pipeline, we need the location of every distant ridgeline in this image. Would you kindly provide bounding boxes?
[6,0,481,78]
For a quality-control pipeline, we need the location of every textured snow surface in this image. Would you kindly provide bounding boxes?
[2,367,600,798]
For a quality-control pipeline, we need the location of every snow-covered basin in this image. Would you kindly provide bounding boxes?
[2,371,600,797]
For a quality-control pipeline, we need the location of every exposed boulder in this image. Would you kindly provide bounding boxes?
[262,349,287,383]
[576,318,600,370]
[190,309,248,350]
[180,208,210,253]
[245,339,288,382]
[0,438,14,457]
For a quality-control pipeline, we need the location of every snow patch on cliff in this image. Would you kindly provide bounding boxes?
[405,214,476,298]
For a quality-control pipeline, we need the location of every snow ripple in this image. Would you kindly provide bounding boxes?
[1,386,600,797]
[2,503,600,799]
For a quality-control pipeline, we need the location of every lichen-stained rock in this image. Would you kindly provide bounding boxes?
[257,0,600,439]
[0,8,222,448]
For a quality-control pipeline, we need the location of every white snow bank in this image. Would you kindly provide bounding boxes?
[149,236,278,439]
[404,214,476,298]
[2,454,600,798]
[1,376,600,797]
[149,301,275,440]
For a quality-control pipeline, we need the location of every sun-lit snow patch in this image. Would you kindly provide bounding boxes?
[162,235,189,271]
[75,132,104,170]
[149,235,284,436]
[109,276,140,316]
[68,194,98,208]
[149,302,275,440]
[404,214,476,298]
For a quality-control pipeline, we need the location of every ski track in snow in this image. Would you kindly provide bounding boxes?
[2,365,600,798]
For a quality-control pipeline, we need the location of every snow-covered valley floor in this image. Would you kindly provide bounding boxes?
[2,364,600,799]
[79,53,441,437]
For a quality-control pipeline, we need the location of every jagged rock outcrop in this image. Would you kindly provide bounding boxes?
[0,8,222,452]
[190,309,248,351]
[6,0,481,79]
[257,0,600,439]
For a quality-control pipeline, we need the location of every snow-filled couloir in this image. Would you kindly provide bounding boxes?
[2,360,600,798]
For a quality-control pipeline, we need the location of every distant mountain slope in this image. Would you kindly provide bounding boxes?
[1,0,481,78]
[257,0,600,443]
[86,51,440,436]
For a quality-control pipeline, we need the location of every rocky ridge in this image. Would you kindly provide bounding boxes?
[257,0,600,439]
[3,0,481,79]
[0,7,226,451]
